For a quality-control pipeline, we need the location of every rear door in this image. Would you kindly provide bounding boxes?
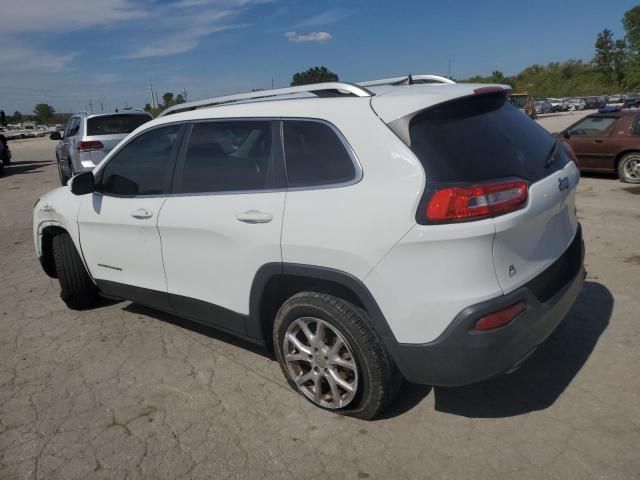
[157,120,285,335]
[59,117,80,170]
[85,114,152,164]
[405,91,580,294]
[565,115,619,171]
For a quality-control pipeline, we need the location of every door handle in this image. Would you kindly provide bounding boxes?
[131,208,154,219]
[235,210,273,224]
[593,139,604,144]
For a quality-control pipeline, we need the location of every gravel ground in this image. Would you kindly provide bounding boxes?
[0,125,639,479]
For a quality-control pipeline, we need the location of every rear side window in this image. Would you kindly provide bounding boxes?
[409,92,567,184]
[174,121,276,194]
[568,116,617,136]
[283,120,356,187]
[99,124,182,196]
[87,114,151,136]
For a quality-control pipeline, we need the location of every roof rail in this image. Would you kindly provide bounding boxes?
[159,82,374,117]
[357,74,456,87]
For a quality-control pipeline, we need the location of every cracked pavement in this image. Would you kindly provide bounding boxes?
[1,132,639,479]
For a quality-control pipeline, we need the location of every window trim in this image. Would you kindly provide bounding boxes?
[170,118,286,196]
[93,122,186,199]
[280,117,363,191]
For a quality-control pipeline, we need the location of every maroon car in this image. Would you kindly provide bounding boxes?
[556,109,640,183]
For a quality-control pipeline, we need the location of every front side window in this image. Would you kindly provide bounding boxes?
[569,116,617,136]
[99,124,182,196]
[632,118,640,135]
[174,121,275,194]
[283,120,356,187]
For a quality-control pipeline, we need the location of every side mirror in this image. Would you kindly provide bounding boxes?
[564,130,572,139]
[70,171,95,195]
[49,131,61,140]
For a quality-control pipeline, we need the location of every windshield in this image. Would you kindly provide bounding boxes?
[408,92,569,183]
[87,114,151,136]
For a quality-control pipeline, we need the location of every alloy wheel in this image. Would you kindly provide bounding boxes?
[283,317,358,409]
[623,156,640,181]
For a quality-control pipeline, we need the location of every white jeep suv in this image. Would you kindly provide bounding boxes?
[33,75,585,419]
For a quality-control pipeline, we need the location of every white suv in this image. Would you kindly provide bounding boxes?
[33,75,585,419]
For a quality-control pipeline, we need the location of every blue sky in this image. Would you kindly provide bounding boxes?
[0,0,637,114]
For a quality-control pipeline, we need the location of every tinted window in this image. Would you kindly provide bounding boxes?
[175,121,275,194]
[409,92,567,183]
[633,119,640,135]
[569,116,617,135]
[87,114,151,136]
[99,125,182,196]
[283,121,356,187]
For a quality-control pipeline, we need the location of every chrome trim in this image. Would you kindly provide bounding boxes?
[95,117,363,199]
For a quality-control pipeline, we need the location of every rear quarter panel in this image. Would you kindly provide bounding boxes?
[280,100,424,280]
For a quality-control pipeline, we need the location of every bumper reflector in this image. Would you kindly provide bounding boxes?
[474,302,526,330]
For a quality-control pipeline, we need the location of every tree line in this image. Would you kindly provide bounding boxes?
[464,5,640,97]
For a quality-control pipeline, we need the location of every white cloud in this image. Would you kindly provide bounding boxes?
[121,8,250,59]
[0,44,79,72]
[285,31,333,43]
[293,8,351,28]
[0,0,146,32]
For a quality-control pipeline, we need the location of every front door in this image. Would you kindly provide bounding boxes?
[566,115,618,171]
[78,123,185,307]
[157,120,285,335]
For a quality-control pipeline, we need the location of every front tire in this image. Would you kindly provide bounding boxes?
[52,233,99,309]
[617,152,640,184]
[273,292,399,420]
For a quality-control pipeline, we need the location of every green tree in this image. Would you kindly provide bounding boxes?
[290,66,338,86]
[623,5,640,55]
[162,92,174,106]
[594,28,616,82]
[33,104,55,124]
[613,39,627,86]
[144,103,152,112]
[12,111,23,122]
[175,94,185,104]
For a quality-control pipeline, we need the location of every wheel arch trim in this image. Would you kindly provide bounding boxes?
[248,263,396,342]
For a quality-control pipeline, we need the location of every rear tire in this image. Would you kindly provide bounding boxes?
[52,233,99,309]
[273,292,399,420]
[57,155,70,186]
[617,152,640,184]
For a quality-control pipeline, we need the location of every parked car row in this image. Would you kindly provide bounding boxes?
[0,123,50,140]
[530,94,640,114]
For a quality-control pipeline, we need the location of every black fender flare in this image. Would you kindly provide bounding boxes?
[247,263,395,341]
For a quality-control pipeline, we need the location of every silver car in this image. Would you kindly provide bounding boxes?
[51,111,152,185]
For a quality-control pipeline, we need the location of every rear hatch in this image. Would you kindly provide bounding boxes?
[376,88,580,294]
[85,114,151,163]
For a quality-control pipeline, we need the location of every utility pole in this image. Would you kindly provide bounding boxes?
[183,88,187,101]
[448,58,452,78]
[271,77,274,89]
[100,102,104,112]
[149,80,155,108]
[155,91,160,108]
[89,99,93,112]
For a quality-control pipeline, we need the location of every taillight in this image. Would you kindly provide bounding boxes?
[474,302,526,330]
[426,180,528,222]
[76,140,103,152]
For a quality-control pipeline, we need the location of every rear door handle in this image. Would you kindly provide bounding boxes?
[131,208,154,219]
[593,139,604,144]
[235,210,273,224]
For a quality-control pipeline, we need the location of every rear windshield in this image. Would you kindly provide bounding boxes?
[87,114,151,136]
[409,92,568,183]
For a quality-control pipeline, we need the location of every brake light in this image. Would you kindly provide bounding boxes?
[474,302,526,330]
[474,86,506,95]
[427,180,528,222]
[76,140,103,152]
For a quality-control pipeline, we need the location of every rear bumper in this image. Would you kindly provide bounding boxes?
[385,225,585,387]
